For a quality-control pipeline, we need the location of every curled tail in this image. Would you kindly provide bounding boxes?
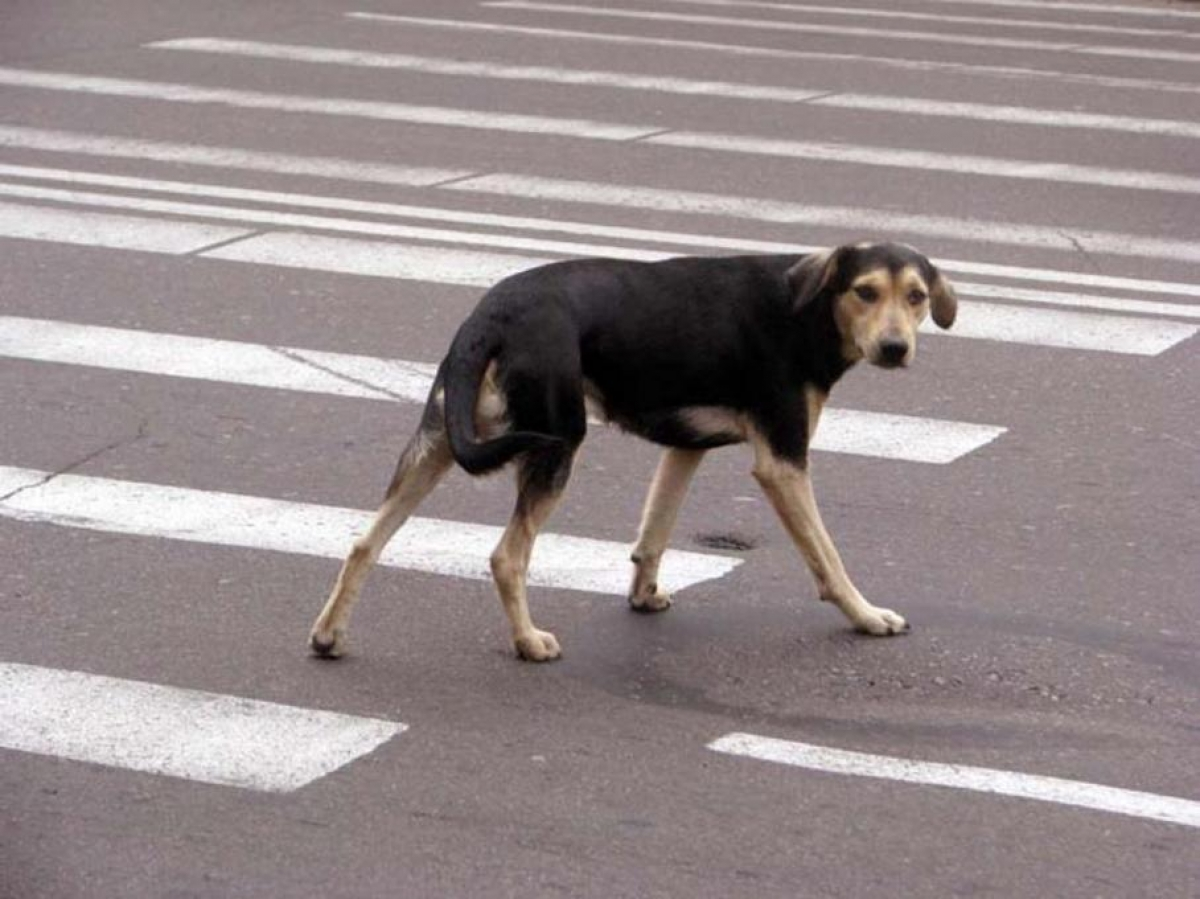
[442,332,563,476]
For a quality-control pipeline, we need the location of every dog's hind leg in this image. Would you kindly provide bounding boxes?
[629,447,706,612]
[309,418,453,658]
[490,446,577,661]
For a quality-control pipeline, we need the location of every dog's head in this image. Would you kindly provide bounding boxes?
[787,242,956,369]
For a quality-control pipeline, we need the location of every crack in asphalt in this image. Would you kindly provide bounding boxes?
[0,415,150,505]
[266,345,422,403]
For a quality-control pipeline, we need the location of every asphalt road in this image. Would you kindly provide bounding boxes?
[2,1,1199,896]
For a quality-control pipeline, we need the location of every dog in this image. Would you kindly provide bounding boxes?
[309,242,957,662]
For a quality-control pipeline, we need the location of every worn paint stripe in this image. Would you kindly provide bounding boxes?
[647,131,1200,195]
[147,40,1200,140]
[0,176,658,262]
[148,37,828,103]
[0,67,658,141]
[485,1,1200,63]
[0,124,472,186]
[657,0,1197,39]
[0,200,250,253]
[0,136,1197,300]
[0,317,1005,462]
[346,14,1200,96]
[446,174,1200,265]
[0,661,404,792]
[708,733,1200,829]
[0,467,740,596]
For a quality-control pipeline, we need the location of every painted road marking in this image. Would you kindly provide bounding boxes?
[657,0,1198,39]
[150,38,1200,139]
[0,68,658,142]
[149,38,830,104]
[1,204,1194,355]
[647,131,1200,195]
[708,733,1200,830]
[485,1,1200,64]
[0,317,1006,463]
[0,467,741,597]
[0,661,404,792]
[1,69,1196,195]
[347,13,1200,96]
[446,174,1200,265]
[911,0,1200,20]
[0,124,472,186]
[1,131,1198,299]
[0,200,250,253]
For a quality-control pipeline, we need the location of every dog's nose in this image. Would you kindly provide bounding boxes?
[877,338,909,367]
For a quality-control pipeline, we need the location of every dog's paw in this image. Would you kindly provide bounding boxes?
[629,586,672,614]
[854,606,909,636]
[309,627,347,659]
[514,628,562,662]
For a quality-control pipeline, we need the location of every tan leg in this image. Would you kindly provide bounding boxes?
[750,436,907,636]
[309,431,453,658]
[490,488,567,662]
[629,447,706,612]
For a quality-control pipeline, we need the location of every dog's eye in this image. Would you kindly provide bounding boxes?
[854,285,879,303]
[908,289,927,305]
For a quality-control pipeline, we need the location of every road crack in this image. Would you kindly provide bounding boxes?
[0,415,150,505]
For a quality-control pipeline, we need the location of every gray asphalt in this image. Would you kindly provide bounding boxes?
[2,1,1199,897]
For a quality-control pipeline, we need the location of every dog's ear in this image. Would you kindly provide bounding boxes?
[786,247,843,312]
[928,264,957,329]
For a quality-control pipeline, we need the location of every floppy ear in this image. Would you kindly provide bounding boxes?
[928,265,957,329]
[786,247,843,313]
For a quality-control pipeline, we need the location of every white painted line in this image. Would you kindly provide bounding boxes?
[657,0,1196,39]
[484,1,1081,51]
[348,14,1200,96]
[0,316,436,402]
[648,131,1200,195]
[147,40,1200,140]
[0,175,665,262]
[446,174,1200,266]
[0,661,404,792]
[0,200,250,253]
[926,302,1197,356]
[708,733,1200,830]
[486,1,1200,64]
[811,95,1200,141]
[954,282,1200,321]
[2,193,1196,349]
[0,317,1006,462]
[898,0,1200,19]
[0,467,741,597]
[7,71,1192,196]
[0,67,659,141]
[2,137,1198,300]
[0,124,472,186]
[148,37,827,103]
[204,232,550,287]
[814,409,1004,464]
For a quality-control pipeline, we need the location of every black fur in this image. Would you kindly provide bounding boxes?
[440,245,935,475]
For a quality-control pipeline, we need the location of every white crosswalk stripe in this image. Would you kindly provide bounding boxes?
[0,662,406,792]
[0,467,741,596]
[346,12,1200,95]
[0,317,1007,463]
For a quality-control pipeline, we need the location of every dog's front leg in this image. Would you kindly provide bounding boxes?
[750,440,908,636]
[629,447,706,612]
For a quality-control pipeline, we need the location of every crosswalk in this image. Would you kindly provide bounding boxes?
[2,0,1197,794]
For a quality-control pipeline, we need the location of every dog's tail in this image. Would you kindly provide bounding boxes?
[442,330,564,476]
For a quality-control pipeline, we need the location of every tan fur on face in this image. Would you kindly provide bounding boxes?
[833,264,930,367]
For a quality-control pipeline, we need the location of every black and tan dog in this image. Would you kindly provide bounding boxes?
[309,242,957,662]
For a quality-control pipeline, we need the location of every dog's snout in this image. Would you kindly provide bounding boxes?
[876,337,910,367]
